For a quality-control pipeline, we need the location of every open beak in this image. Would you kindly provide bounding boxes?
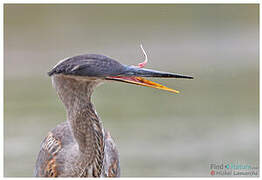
[106,66,193,94]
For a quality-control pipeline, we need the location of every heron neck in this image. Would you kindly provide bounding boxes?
[52,75,104,176]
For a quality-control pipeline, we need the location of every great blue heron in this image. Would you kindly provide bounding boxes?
[35,47,193,177]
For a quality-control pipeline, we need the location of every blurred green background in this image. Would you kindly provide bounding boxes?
[4,4,258,177]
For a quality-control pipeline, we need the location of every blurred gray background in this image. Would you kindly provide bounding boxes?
[4,4,258,177]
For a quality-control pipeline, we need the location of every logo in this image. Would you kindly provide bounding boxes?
[209,162,258,176]
[210,170,215,176]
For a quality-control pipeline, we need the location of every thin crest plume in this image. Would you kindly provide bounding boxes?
[137,44,148,68]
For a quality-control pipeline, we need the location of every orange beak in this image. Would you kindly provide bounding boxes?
[106,76,181,94]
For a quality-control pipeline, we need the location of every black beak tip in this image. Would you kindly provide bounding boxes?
[172,74,194,79]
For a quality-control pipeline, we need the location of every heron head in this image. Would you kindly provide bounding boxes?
[48,53,193,94]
